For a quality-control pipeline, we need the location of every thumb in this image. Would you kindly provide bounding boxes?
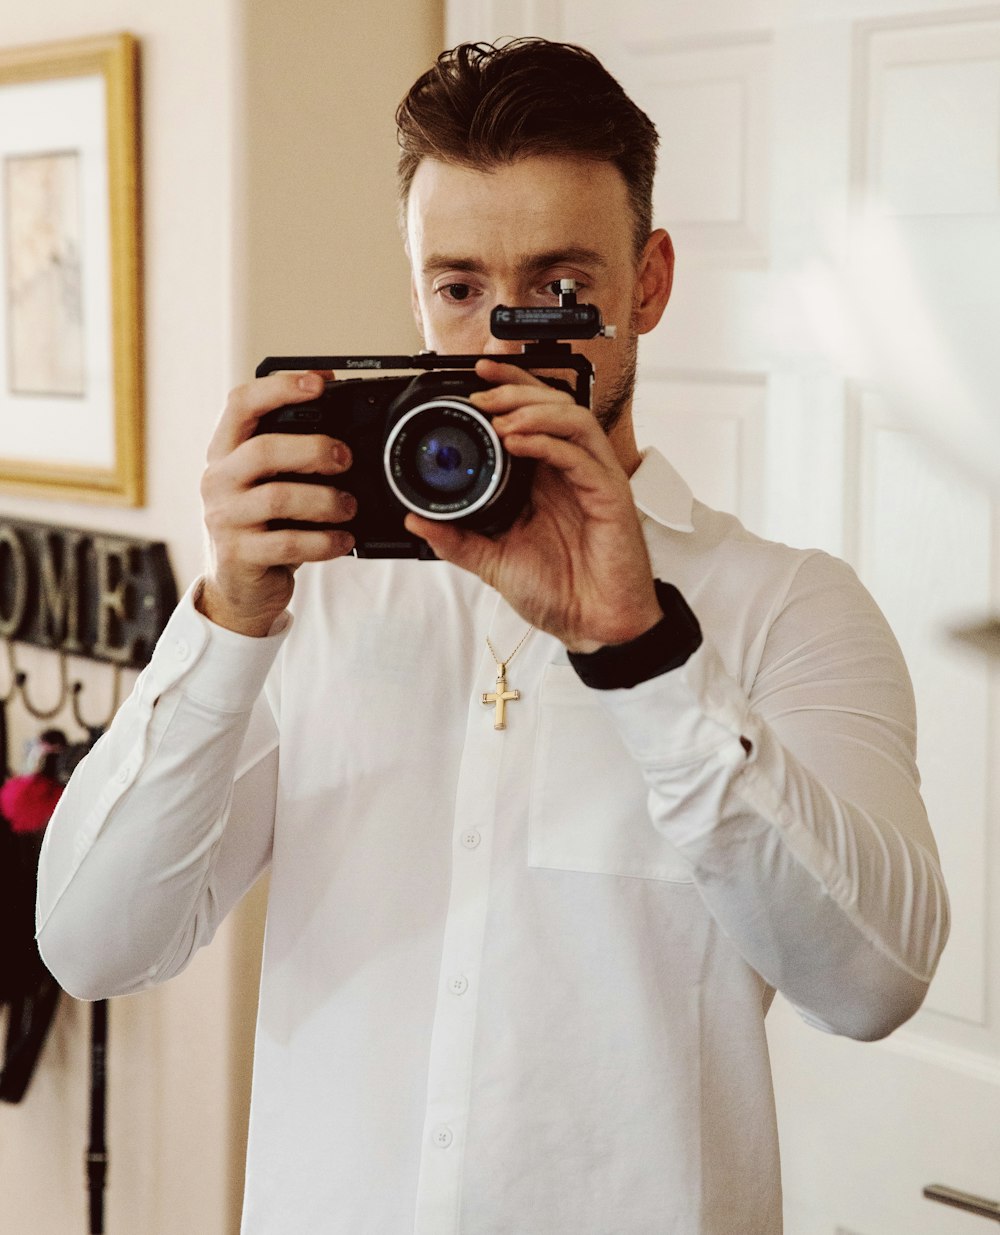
[404,514,494,581]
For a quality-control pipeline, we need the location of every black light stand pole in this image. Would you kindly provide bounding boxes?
[0,695,9,780]
[87,998,109,1234]
[75,707,110,1234]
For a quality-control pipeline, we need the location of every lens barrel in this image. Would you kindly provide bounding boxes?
[384,398,508,520]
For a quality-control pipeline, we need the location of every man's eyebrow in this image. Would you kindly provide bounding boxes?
[421,247,607,277]
[422,255,489,276]
[521,247,607,274]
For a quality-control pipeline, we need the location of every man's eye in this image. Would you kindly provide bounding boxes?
[444,283,472,301]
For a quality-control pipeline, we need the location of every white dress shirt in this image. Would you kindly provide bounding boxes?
[37,449,949,1234]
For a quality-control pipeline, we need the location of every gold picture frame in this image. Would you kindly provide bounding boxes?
[0,33,142,505]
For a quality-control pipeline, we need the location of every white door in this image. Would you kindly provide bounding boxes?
[448,3,1000,1231]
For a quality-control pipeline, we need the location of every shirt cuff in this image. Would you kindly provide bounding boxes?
[138,580,292,714]
[596,638,755,771]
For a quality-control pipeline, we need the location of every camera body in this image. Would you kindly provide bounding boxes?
[254,287,613,559]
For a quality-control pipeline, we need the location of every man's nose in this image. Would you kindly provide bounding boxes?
[480,333,524,357]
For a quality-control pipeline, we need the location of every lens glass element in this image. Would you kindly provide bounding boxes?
[414,425,482,495]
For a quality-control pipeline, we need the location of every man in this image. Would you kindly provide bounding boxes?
[37,39,948,1234]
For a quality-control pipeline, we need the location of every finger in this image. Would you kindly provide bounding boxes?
[235,526,356,567]
[221,481,358,532]
[222,433,352,492]
[470,382,573,416]
[403,515,495,580]
[208,371,329,462]
[493,403,620,474]
[474,358,550,388]
[501,433,614,498]
[473,359,584,405]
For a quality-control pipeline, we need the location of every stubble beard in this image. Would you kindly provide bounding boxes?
[593,335,638,438]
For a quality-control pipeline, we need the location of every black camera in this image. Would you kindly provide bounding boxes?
[253,283,615,558]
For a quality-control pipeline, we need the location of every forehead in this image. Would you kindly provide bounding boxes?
[405,155,634,270]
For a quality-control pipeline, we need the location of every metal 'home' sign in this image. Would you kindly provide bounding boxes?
[0,517,177,668]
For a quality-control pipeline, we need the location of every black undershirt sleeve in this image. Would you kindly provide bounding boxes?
[568,579,703,691]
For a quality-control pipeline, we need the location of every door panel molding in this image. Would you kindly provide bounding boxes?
[846,385,995,1032]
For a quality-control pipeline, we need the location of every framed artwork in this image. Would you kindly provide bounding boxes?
[0,33,142,505]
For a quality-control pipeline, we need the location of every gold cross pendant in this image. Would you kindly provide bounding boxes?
[482,664,519,730]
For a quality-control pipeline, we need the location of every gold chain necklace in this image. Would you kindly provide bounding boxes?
[481,627,534,730]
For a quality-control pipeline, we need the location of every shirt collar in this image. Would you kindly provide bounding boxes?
[630,448,695,533]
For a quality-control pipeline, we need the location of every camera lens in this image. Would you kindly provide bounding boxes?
[384,399,505,519]
[413,425,483,496]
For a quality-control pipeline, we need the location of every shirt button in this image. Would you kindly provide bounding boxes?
[115,765,132,784]
[174,639,190,661]
[448,975,468,996]
[461,830,481,850]
[431,1125,453,1149]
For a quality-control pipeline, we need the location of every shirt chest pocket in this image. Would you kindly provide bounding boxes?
[527,665,693,884]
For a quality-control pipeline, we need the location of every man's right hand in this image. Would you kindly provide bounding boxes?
[198,371,356,636]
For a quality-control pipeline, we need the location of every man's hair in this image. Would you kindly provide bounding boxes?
[396,38,659,256]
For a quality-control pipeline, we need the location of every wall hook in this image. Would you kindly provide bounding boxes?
[1,639,16,706]
[15,649,70,721]
[71,665,122,734]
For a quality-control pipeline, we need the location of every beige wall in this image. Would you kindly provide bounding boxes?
[0,1,442,1231]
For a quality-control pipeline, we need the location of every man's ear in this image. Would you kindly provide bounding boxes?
[634,229,674,336]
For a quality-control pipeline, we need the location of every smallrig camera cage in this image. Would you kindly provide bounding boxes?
[255,343,595,404]
[253,292,612,559]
